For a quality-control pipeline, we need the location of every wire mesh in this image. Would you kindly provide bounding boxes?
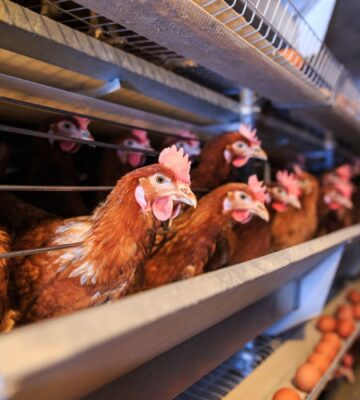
[24,0,184,65]
[197,0,360,113]
[176,327,303,400]
[12,0,238,95]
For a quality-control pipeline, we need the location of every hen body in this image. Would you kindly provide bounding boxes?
[0,193,56,235]
[0,226,13,331]
[226,213,271,266]
[317,188,353,236]
[144,183,254,288]
[191,133,249,189]
[11,164,186,323]
[23,139,88,217]
[271,172,319,250]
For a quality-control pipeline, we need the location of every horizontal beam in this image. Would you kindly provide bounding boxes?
[0,73,210,136]
[83,282,298,400]
[291,106,360,150]
[1,226,360,399]
[76,0,360,141]
[77,0,325,105]
[0,0,238,122]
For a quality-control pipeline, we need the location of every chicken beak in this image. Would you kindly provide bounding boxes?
[174,183,197,208]
[338,195,353,209]
[251,146,268,161]
[251,201,270,222]
[81,130,94,141]
[288,195,301,209]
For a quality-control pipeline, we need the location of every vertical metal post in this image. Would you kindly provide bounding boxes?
[323,130,335,170]
[239,88,259,125]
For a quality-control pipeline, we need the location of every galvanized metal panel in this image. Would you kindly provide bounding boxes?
[0,226,359,400]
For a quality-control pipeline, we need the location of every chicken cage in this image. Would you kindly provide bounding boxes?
[1,1,360,399]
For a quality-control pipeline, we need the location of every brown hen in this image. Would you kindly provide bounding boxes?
[10,146,196,323]
[95,129,153,204]
[23,116,94,217]
[0,226,15,331]
[191,125,267,189]
[223,170,301,266]
[143,177,269,289]
[271,166,319,250]
[317,167,354,235]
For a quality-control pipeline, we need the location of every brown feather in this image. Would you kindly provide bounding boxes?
[10,164,179,323]
[271,172,319,250]
[317,187,353,236]
[0,226,13,331]
[191,133,248,189]
[24,138,87,217]
[143,183,251,289]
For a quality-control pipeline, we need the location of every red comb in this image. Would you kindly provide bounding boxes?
[238,124,261,146]
[159,145,191,184]
[132,129,149,144]
[248,175,267,203]
[336,164,352,181]
[293,164,304,176]
[334,180,354,199]
[276,170,301,197]
[73,117,90,131]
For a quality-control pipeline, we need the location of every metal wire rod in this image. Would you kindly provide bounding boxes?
[0,185,209,193]
[0,242,83,260]
[0,185,113,192]
[0,98,202,144]
[0,124,159,156]
[0,123,203,155]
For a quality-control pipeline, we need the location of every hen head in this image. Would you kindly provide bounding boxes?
[117,129,153,167]
[269,170,301,212]
[223,124,267,168]
[47,116,93,153]
[134,146,197,221]
[164,130,201,158]
[323,181,353,211]
[293,165,318,195]
[222,176,269,224]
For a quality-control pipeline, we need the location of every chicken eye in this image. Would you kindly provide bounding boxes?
[63,122,72,130]
[176,141,186,148]
[124,139,135,147]
[238,192,249,201]
[156,175,165,184]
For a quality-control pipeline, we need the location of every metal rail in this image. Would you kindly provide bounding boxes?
[0,185,208,194]
[307,322,360,400]
[199,0,351,96]
[0,242,82,259]
[0,124,203,155]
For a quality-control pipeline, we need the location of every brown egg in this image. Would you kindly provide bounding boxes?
[314,342,337,361]
[272,387,301,400]
[337,319,355,338]
[347,289,360,304]
[307,352,331,374]
[336,304,354,320]
[353,303,360,320]
[321,332,342,350]
[294,363,322,392]
[316,315,337,333]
